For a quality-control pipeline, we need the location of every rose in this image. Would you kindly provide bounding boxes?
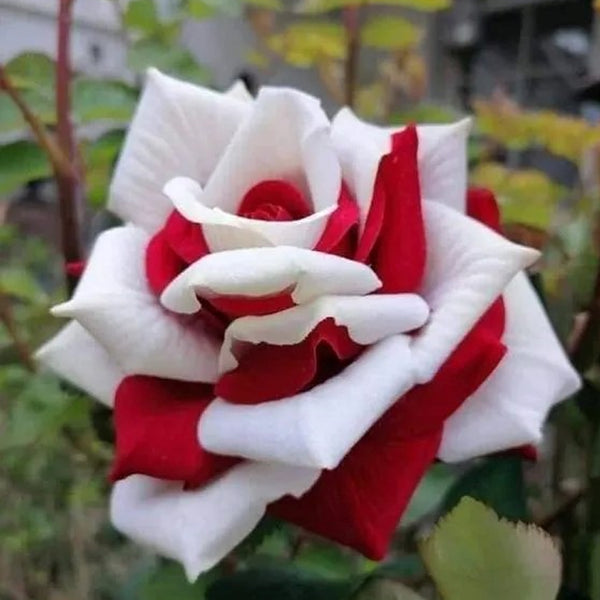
[38,70,580,580]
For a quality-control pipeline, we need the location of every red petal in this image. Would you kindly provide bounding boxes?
[314,184,359,257]
[216,318,362,404]
[111,376,237,488]
[270,427,441,560]
[355,126,426,294]
[208,293,295,320]
[164,210,211,264]
[145,229,187,296]
[238,180,311,221]
[467,187,502,233]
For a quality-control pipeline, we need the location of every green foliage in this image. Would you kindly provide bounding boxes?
[441,457,529,522]
[361,17,422,50]
[355,579,426,600]
[298,0,452,13]
[267,22,347,67]
[83,129,126,207]
[420,498,562,600]
[72,79,138,123]
[0,141,52,197]
[207,567,358,600]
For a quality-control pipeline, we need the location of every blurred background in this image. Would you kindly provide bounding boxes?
[2,1,600,599]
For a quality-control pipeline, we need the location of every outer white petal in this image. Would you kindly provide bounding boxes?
[52,226,220,383]
[438,273,581,462]
[200,87,341,214]
[160,246,382,315]
[219,293,429,373]
[225,79,254,103]
[412,202,540,383]
[109,69,250,232]
[111,463,319,581]
[331,108,471,228]
[199,334,416,470]
[164,176,335,252]
[36,321,123,407]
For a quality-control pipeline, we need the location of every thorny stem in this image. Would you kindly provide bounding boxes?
[0,287,36,373]
[343,4,363,108]
[56,0,83,295]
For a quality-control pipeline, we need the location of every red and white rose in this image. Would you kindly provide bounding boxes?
[38,70,580,580]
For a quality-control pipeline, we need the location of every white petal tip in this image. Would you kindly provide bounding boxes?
[50,302,74,318]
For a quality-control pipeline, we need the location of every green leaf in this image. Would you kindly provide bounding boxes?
[187,0,218,18]
[354,579,426,600]
[0,141,52,198]
[441,456,529,522]
[207,568,358,600]
[124,0,160,35]
[2,53,56,132]
[72,79,137,123]
[419,497,562,600]
[128,38,210,82]
[83,129,125,208]
[391,104,457,125]
[4,52,55,91]
[403,463,457,526]
[0,267,48,304]
[244,0,283,8]
[267,22,346,67]
[361,16,422,50]
[298,0,451,13]
[140,563,211,599]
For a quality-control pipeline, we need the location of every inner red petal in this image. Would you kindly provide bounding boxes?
[237,180,312,222]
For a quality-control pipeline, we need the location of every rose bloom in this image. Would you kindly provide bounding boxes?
[38,70,580,580]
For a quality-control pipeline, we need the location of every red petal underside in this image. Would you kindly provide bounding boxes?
[145,229,187,296]
[467,187,502,233]
[208,293,295,320]
[314,184,359,257]
[238,180,312,221]
[164,210,211,264]
[355,126,426,297]
[111,376,237,489]
[216,318,362,404]
[270,428,442,560]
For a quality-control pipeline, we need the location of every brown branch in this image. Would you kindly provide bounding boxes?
[56,0,83,295]
[343,4,363,108]
[0,287,36,373]
[0,66,74,178]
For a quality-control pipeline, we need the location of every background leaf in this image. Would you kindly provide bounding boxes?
[0,141,52,197]
[441,456,529,521]
[361,17,422,51]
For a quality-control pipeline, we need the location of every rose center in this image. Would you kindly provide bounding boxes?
[237,180,312,222]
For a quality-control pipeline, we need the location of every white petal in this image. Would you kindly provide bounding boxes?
[200,87,341,214]
[438,273,581,462]
[161,246,382,315]
[109,69,250,232]
[331,108,387,230]
[110,463,319,581]
[164,176,335,252]
[225,79,254,103]
[51,226,220,383]
[412,202,540,383]
[199,334,416,469]
[220,293,429,373]
[417,119,472,213]
[331,108,471,229]
[36,321,123,407]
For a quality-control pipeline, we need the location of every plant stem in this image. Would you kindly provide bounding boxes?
[56,0,83,295]
[0,66,74,178]
[0,287,36,373]
[343,4,362,108]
